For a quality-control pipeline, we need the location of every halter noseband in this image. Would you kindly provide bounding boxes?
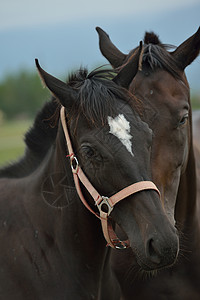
[60,106,160,249]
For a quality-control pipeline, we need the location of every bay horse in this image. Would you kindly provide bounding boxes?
[0,49,179,299]
[96,27,200,299]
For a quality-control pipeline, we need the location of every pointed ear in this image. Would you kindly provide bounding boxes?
[35,59,77,109]
[96,27,127,68]
[113,41,143,89]
[172,27,200,70]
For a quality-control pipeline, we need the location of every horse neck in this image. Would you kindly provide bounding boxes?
[175,111,198,234]
[32,122,109,277]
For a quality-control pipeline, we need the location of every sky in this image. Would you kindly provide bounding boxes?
[0,0,199,91]
[0,0,199,31]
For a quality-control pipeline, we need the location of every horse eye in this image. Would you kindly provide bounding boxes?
[82,146,95,158]
[179,113,189,126]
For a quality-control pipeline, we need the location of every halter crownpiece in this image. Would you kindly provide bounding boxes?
[60,106,160,249]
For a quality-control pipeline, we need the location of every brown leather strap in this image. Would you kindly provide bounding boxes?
[109,181,160,207]
[60,107,74,155]
[60,106,161,249]
[61,107,101,218]
[100,211,130,249]
[72,169,101,219]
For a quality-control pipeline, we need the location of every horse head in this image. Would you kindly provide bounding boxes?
[96,26,200,232]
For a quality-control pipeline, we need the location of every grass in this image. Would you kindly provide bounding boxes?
[0,119,32,167]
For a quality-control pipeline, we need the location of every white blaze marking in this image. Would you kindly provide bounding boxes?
[108,114,134,156]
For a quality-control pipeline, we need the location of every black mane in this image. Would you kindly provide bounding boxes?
[144,31,162,45]
[129,32,181,80]
[25,98,59,153]
[66,67,132,125]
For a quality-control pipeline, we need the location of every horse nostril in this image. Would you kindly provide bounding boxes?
[146,239,161,264]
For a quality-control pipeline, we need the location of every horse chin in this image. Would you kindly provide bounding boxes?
[111,243,178,284]
[131,242,179,273]
[128,262,174,281]
[135,254,177,273]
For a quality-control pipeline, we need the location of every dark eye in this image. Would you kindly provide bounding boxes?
[84,147,95,158]
[80,144,103,164]
[179,113,189,126]
[81,145,95,158]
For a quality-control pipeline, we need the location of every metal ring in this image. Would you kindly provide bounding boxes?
[97,196,113,216]
[70,156,79,174]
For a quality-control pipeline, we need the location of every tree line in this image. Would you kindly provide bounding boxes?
[0,69,200,120]
[0,70,51,120]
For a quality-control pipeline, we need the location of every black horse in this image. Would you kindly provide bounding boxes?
[0,46,178,299]
[97,26,200,299]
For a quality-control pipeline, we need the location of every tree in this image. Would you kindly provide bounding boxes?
[0,70,51,119]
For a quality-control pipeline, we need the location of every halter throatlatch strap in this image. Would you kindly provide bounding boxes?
[60,106,160,249]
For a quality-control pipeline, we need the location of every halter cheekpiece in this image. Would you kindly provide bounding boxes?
[60,106,160,249]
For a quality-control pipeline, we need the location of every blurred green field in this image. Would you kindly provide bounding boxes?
[0,119,32,167]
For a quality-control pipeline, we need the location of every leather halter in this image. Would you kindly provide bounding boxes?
[60,106,160,249]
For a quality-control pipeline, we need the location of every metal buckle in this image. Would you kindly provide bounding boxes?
[97,196,113,216]
[114,241,128,250]
[70,156,79,174]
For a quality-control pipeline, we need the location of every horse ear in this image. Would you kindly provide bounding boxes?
[96,27,127,68]
[172,27,200,70]
[35,59,77,109]
[113,41,143,89]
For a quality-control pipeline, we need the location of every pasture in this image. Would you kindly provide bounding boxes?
[0,119,31,166]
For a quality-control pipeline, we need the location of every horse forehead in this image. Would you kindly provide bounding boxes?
[133,70,188,103]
